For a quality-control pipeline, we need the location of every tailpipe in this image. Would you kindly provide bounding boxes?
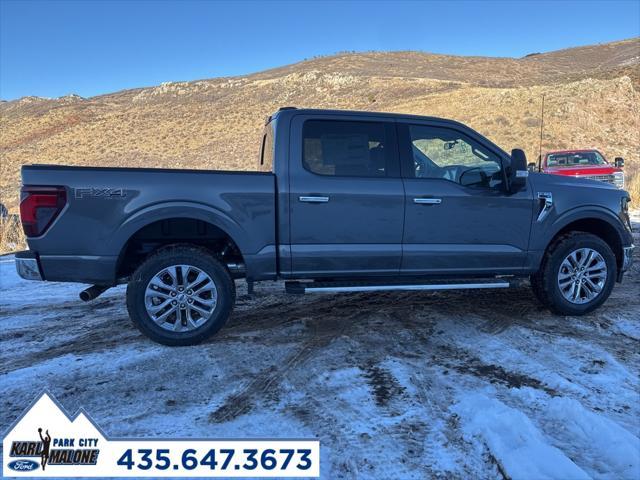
[79,285,110,302]
[226,262,246,277]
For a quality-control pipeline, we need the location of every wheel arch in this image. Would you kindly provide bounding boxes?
[542,208,627,274]
[112,203,248,280]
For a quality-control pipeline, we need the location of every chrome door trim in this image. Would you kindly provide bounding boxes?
[299,196,330,203]
[413,198,442,205]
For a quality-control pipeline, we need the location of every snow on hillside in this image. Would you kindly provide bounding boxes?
[1,214,639,478]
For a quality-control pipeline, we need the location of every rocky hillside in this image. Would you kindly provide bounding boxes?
[1,38,639,212]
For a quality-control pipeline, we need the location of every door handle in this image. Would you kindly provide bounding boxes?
[299,196,330,203]
[413,198,442,205]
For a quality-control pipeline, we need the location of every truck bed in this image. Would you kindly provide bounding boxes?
[21,165,277,284]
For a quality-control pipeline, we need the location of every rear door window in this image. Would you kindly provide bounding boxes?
[302,120,389,177]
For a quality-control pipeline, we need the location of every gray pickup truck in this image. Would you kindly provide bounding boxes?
[16,108,634,345]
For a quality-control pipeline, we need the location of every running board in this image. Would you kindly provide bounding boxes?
[285,279,510,294]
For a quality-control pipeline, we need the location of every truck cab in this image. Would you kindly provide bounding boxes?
[539,149,625,189]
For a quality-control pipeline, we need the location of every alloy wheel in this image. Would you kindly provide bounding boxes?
[557,248,607,305]
[145,264,218,331]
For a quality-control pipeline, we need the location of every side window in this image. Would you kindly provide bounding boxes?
[303,120,387,177]
[408,125,503,189]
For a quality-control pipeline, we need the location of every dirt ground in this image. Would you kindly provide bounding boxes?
[1,215,639,479]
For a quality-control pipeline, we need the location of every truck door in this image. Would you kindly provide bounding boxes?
[288,114,404,277]
[398,121,533,274]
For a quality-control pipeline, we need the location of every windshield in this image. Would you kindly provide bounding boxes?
[546,151,607,167]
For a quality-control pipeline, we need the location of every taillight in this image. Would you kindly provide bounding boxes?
[20,186,67,237]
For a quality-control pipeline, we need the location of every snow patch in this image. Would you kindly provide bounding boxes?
[451,393,590,480]
[612,317,640,340]
[512,387,640,479]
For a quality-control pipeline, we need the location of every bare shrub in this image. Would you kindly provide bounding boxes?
[627,172,640,208]
[0,215,26,254]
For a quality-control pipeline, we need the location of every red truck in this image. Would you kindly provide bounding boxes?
[532,149,625,189]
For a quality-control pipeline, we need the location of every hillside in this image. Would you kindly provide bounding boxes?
[1,38,639,214]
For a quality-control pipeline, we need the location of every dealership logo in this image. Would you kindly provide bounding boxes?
[9,426,100,470]
[2,391,106,477]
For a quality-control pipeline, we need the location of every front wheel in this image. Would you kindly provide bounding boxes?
[534,232,616,316]
[126,245,235,346]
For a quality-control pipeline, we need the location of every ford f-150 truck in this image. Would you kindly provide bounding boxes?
[16,108,634,345]
[535,149,625,189]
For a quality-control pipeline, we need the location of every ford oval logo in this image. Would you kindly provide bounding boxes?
[8,459,39,471]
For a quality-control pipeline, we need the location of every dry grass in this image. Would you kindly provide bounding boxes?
[627,168,640,203]
[0,216,24,254]
[0,38,638,253]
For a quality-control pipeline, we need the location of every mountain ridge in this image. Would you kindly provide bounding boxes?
[3,36,639,104]
[1,37,639,212]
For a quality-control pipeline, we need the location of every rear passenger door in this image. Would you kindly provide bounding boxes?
[288,114,404,277]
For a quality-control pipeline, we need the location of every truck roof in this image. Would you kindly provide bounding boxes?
[271,107,469,128]
[270,107,510,158]
[544,149,603,156]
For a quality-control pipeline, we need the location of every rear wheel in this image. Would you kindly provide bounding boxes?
[536,232,616,316]
[126,245,235,346]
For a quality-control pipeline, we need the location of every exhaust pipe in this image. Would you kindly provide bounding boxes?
[79,285,110,302]
[226,262,246,275]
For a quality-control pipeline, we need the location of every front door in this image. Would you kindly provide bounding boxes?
[288,115,404,277]
[398,121,534,275]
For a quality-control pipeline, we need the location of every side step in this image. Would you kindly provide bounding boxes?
[285,278,510,294]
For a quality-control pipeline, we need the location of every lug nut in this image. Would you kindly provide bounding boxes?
[180,303,186,309]
[172,300,177,306]
[178,287,184,292]
[171,292,176,297]
[188,298,193,304]
[187,289,193,295]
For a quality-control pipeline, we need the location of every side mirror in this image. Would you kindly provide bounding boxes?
[527,162,537,172]
[614,157,624,168]
[509,149,528,192]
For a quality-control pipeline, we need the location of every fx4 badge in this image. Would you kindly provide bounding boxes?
[74,188,126,199]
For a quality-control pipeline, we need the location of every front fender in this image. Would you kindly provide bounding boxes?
[526,204,631,272]
[546,205,629,247]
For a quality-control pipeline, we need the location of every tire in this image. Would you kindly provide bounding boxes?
[126,245,235,346]
[536,232,616,316]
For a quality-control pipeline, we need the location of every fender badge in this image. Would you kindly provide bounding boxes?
[74,188,126,199]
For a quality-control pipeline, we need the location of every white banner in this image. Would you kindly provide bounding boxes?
[3,392,320,477]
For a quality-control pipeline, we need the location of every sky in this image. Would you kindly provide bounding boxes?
[1,0,639,100]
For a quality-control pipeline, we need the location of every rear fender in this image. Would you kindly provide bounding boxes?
[109,201,249,259]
